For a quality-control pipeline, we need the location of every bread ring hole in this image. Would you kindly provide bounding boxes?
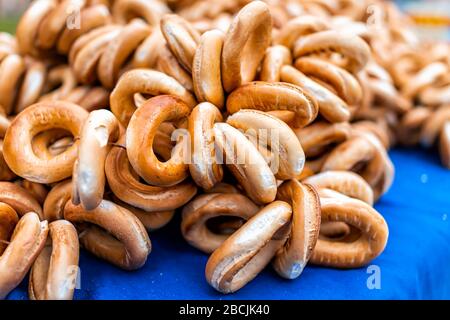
[153,121,178,162]
[302,127,349,159]
[41,69,72,96]
[77,222,121,245]
[220,167,250,190]
[120,11,143,24]
[272,221,292,241]
[42,80,62,95]
[122,159,152,185]
[102,191,112,202]
[350,160,368,175]
[136,175,150,185]
[206,216,246,236]
[48,137,75,154]
[120,52,146,80]
[133,93,153,107]
[306,134,346,159]
[306,143,337,160]
[0,207,16,254]
[115,4,164,26]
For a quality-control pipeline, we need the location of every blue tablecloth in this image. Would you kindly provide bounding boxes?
[7,147,450,300]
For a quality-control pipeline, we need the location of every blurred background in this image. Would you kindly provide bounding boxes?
[0,0,449,40]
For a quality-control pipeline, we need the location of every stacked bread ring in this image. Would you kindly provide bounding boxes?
[0,0,448,299]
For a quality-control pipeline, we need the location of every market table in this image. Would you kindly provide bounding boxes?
[7,147,450,300]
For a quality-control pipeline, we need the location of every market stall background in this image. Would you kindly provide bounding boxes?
[1,0,449,39]
[1,0,450,300]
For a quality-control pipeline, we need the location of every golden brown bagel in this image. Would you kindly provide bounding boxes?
[295,57,362,105]
[273,181,321,279]
[73,109,120,210]
[397,107,431,146]
[352,120,392,150]
[64,86,111,112]
[401,62,447,100]
[15,180,48,206]
[156,44,195,92]
[161,14,201,73]
[3,101,89,184]
[221,1,272,92]
[281,65,351,123]
[181,193,259,253]
[110,69,196,125]
[420,85,450,107]
[39,65,78,103]
[17,1,111,58]
[205,201,292,294]
[311,189,389,268]
[37,0,87,50]
[260,45,292,83]
[304,171,374,205]
[70,26,121,85]
[294,121,351,159]
[192,30,225,108]
[16,0,57,57]
[0,54,26,114]
[126,95,191,187]
[97,19,151,89]
[0,212,48,300]
[112,197,175,232]
[321,131,394,200]
[226,81,318,128]
[293,30,370,73]
[0,113,10,138]
[420,105,450,148]
[274,15,328,49]
[10,58,46,115]
[57,4,112,55]
[0,182,43,219]
[131,27,165,69]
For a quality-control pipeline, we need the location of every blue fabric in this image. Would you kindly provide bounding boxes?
[7,147,450,300]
